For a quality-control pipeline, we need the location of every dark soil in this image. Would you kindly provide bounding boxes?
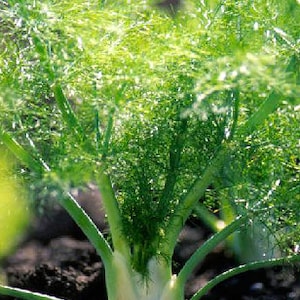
[1,184,300,300]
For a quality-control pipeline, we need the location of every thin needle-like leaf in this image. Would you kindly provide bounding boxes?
[0,285,63,300]
[191,254,300,300]
[177,215,247,286]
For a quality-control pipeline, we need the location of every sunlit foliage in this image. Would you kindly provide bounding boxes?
[0,0,299,269]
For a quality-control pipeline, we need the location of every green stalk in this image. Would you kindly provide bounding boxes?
[104,253,178,300]
[239,55,299,135]
[0,128,42,173]
[193,202,225,233]
[101,108,114,160]
[52,84,85,143]
[59,192,113,266]
[32,36,89,149]
[94,110,102,151]
[96,170,130,258]
[161,119,187,206]
[239,91,281,135]
[104,251,139,300]
[0,285,63,300]
[162,145,228,257]
[177,215,247,287]
[191,254,300,300]
[31,36,55,83]
[227,88,240,141]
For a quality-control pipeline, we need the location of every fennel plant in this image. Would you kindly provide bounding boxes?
[0,0,299,299]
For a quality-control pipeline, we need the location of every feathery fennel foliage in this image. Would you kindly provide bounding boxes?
[0,0,299,299]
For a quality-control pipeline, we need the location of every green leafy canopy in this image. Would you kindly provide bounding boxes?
[0,0,299,275]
